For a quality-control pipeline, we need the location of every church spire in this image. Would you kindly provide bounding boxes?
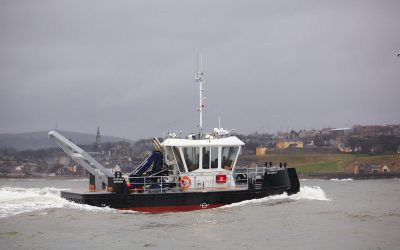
[96,125,102,150]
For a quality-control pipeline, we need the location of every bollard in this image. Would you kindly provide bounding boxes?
[89,173,96,192]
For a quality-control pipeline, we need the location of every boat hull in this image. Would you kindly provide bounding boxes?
[61,168,300,213]
[61,187,292,212]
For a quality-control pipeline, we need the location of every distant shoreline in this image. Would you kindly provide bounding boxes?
[1,172,399,181]
[298,172,400,180]
[0,175,88,180]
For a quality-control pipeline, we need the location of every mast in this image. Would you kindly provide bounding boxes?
[194,54,205,137]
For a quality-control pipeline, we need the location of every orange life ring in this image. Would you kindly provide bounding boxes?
[179,176,191,188]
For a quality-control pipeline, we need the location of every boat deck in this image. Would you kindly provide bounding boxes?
[63,186,250,195]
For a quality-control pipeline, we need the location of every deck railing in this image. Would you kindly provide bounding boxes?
[126,166,279,194]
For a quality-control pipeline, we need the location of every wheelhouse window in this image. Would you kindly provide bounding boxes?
[221,146,239,170]
[172,146,185,173]
[202,147,219,169]
[210,147,219,169]
[202,147,210,169]
[183,147,200,172]
[165,146,175,162]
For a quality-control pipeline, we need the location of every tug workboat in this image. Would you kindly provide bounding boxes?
[50,60,300,213]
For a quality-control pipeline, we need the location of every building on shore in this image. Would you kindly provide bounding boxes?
[353,163,391,174]
[276,139,304,149]
[255,147,267,156]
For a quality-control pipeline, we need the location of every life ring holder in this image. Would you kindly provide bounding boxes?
[179,176,191,189]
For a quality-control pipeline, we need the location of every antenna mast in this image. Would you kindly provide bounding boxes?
[194,54,205,137]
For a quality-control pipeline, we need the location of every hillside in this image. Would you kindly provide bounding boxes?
[0,130,128,150]
[239,153,400,173]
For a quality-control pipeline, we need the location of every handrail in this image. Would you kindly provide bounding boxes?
[125,167,278,194]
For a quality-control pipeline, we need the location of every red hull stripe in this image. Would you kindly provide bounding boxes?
[118,204,224,213]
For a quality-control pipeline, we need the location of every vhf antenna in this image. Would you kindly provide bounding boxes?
[194,54,205,137]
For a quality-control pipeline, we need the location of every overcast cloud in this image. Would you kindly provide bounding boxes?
[0,0,399,139]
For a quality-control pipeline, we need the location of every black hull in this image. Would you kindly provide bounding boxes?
[61,168,300,213]
[62,187,293,212]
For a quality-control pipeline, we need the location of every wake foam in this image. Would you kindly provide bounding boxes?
[222,186,330,208]
[0,186,134,218]
[289,186,330,201]
[0,185,330,217]
[66,178,89,182]
[330,178,353,181]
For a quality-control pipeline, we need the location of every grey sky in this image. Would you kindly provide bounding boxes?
[0,0,399,140]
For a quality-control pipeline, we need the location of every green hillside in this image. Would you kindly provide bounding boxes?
[240,153,400,173]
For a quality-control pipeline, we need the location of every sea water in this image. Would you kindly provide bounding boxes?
[0,178,399,249]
